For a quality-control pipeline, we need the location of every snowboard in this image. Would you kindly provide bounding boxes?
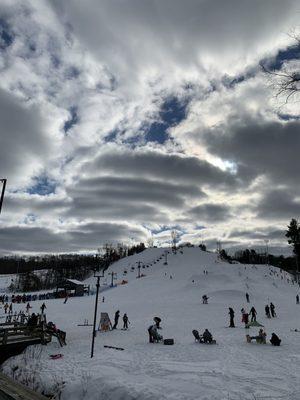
[104,345,124,351]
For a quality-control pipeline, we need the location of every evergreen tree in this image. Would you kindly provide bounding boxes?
[286,218,300,266]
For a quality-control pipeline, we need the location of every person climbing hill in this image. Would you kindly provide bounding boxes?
[228,308,235,328]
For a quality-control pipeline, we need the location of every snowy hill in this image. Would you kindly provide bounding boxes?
[2,247,300,400]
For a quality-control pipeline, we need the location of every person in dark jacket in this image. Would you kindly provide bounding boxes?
[153,316,161,329]
[40,302,47,314]
[270,333,281,346]
[202,329,213,343]
[229,308,235,327]
[270,303,276,317]
[296,294,299,304]
[112,310,120,329]
[245,293,250,303]
[250,307,257,322]
[123,313,129,330]
[265,305,271,318]
[148,324,162,343]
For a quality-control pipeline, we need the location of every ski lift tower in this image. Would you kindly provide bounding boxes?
[0,179,7,214]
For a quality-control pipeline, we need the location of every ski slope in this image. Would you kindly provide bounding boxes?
[2,247,300,400]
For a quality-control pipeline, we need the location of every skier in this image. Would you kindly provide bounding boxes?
[202,329,213,343]
[270,302,276,317]
[245,292,250,303]
[122,313,130,330]
[40,302,46,314]
[265,304,271,318]
[228,307,235,328]
[250,306,257,322]
[202,295,208,304]
[297,294,299,304]
[112,310,120,329]
[270,332,281,346]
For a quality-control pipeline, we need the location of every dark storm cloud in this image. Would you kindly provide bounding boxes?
[204,119,300,186]
[255,189,300,220]
[187,203,232,222]
[0,222,146,253]
[0,88,51,185]
[65,175,205,222]
[85,147,239,189]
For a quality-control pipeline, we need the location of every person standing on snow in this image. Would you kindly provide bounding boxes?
[270,302,276,317]
[265,304,271,318]
[40,302,47,314]
[112,310,120,329]
[246,293,250,303]
[250,306,257,322]
[228,307,235,327]
[26,302,31,314]
[296,294,299,304]
[123,313,130,330]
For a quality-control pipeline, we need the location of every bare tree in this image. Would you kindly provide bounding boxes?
[261,32,300,103]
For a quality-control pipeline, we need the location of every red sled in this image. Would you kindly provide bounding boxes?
[50,354,64,360]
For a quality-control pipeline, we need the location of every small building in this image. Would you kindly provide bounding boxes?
[56,279,89,297]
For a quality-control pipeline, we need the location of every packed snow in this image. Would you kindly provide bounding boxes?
[1,247,300,400]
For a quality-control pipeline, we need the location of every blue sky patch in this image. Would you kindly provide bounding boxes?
[0,19,14,50]
[263,42,300,71]
[27,175,57,196]
[145,96,188,144]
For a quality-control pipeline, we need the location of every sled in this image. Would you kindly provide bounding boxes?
[246,334,266,344]
[49,353,64,359]
[192,330,216,344]
[245,321,264,328]
[104,345,124,351]
[163,338,174,345]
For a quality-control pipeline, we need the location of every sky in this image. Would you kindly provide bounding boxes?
[0,0,299,255]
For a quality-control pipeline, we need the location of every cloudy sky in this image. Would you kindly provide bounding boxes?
[0,0,299,254]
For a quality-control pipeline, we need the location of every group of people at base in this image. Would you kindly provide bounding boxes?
[99,310,130,331]
[246,329,281,346]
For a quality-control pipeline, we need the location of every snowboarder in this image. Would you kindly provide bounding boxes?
[202,329,213,343]
[202,295,208,304]
[297,294,299,304]
[270,302,276,317]
[228,307,235,328]
[112,310,120,329]
[123,313,129,330]
[270,332,281,346]
[265,305,271,318]
[40,302,46,314]
[250,306,257,322]
[246,292,250,303]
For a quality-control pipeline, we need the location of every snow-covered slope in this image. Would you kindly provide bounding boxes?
[2,248,300,400]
